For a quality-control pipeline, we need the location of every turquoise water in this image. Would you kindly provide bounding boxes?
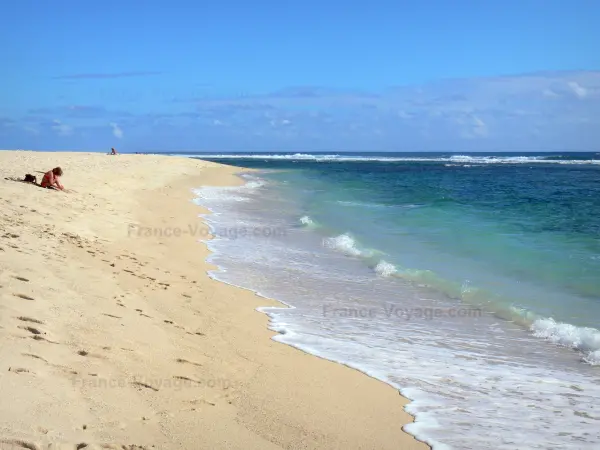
[197,153,600,330]
[188,152,600,449]
[284,162,600,325]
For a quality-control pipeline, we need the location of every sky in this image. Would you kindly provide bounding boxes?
[1,0,599,152]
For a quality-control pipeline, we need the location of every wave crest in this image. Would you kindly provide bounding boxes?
[322,233,363,256]
[531,318,600,365]
[182,153,600,165]
[374,260,398,277]
[299,215,314,226]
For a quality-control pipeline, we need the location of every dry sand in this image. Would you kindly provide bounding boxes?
[0,151,427,450]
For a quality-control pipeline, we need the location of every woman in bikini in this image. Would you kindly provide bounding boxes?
[41,167,65,190]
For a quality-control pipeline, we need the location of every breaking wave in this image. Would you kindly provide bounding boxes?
[180,153,600,165]
[322,232,600,366]
[532,318,600,365]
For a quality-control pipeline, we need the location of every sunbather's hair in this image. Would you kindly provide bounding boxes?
[52,167,63,176]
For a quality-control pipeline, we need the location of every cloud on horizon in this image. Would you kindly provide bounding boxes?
[28,105,133,119]
[51,119,73,137]
[110,122,124,139]
[4,71,600,151]
[53,71,162,80]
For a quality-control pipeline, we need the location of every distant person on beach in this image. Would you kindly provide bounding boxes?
[110,147,117,155]
[40,167,64,190]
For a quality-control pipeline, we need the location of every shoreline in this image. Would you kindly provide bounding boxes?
[0,151,428,449]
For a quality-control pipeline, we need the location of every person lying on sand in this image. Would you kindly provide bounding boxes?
[41,167,65,190]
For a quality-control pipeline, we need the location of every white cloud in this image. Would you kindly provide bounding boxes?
[212,119,224,126]
[397,110,414,119]
[472,116,488,136]
[110,122,123,139]
[269,119,292,127]
[567,81,588,98]
[23,126,40,135]
[52,119,73,136]
[542,88,559,97]
[458,115,488,139]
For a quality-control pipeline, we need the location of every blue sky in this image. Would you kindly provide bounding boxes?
[1,0,599,152]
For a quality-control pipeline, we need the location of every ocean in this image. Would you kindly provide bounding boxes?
[180,152,600,449]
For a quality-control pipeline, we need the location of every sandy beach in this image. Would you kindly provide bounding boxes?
[0,151,426,450]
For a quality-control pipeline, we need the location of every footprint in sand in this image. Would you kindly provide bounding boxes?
[30,335,57,343]
[77,350,105,359]
[0,441,149,450]
[173,375,202,384]
[131,381,159,392]
[102,313,122,319]
[175,358,202,367]
[12,276,29,282]
[0,439,41,449]
[19,326,44,335]
[19,325,56,343]
[8,367,32,375]
[21,353,48,363]
[189,398,216,407]
[17,316,44,324]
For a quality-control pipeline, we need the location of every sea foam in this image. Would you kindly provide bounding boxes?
[531,318,600,365]
[193,175,266,205]
[322,233,363,256]
[374,260,398,277]
[299,215,314,226]
[181,153,600,165]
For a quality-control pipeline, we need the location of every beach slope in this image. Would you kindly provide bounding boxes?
[0,151,426,450]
